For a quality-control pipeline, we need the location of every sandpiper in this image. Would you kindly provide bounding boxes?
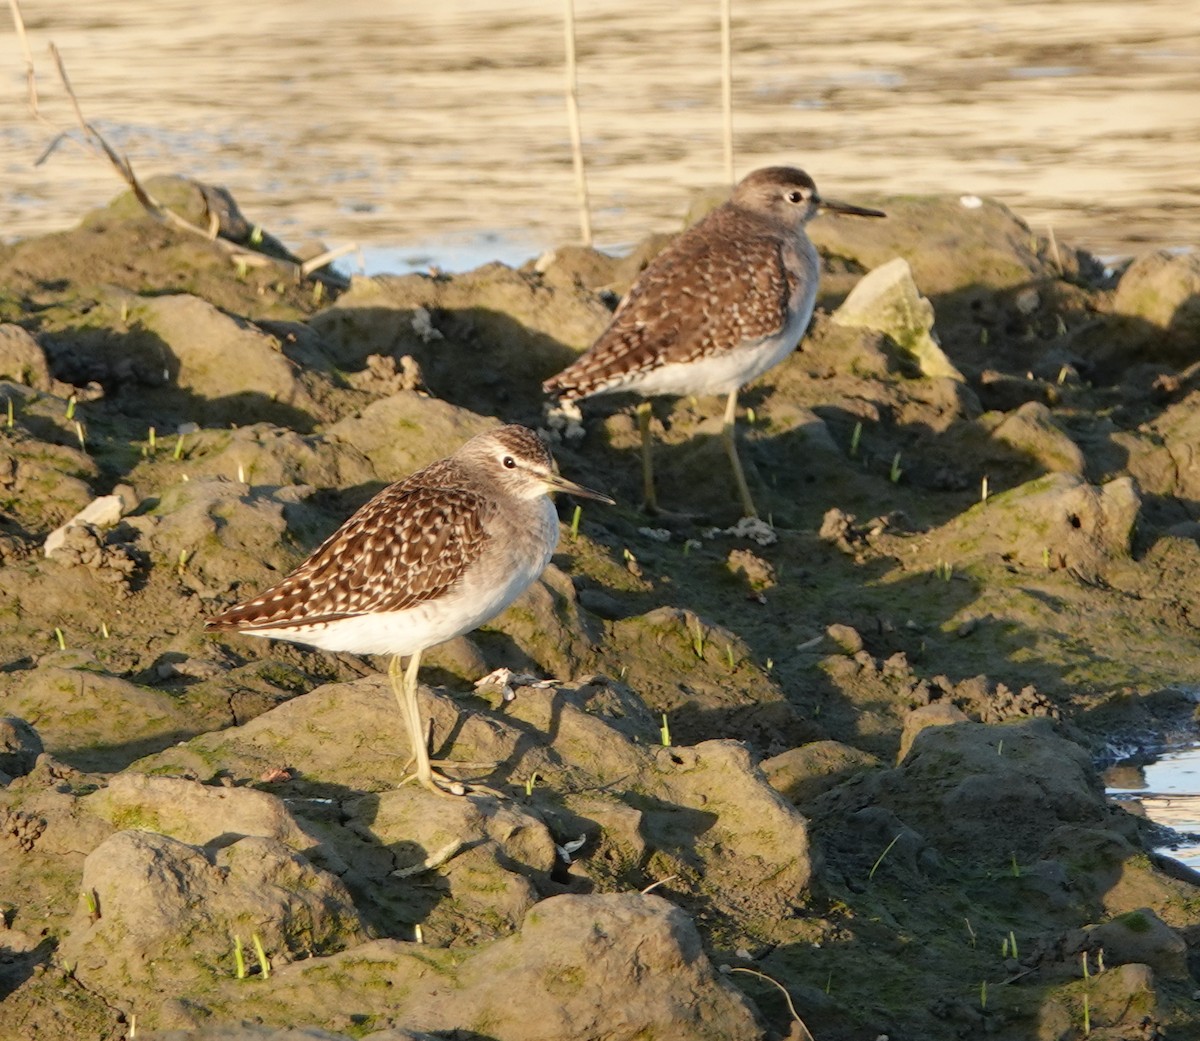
[205,424,613,795]
[543,165,885,519]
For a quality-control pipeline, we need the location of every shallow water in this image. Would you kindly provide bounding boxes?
[1106,741,1200,871]
[3,0,1199,266]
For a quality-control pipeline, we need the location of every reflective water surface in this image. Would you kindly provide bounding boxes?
[3,0,1198,267]
[1106,741,1200,872]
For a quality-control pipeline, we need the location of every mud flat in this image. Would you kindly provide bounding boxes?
[2,179,1200,1040]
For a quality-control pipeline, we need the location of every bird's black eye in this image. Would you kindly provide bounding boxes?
[503,455,517,469]
[786,190,805,204]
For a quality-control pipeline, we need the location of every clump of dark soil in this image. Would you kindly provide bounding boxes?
[2,180,1199,1041]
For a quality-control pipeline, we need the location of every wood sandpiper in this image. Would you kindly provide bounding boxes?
[543,165,884,519]
[205,424,613,795]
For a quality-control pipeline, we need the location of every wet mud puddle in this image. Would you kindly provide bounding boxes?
[1105,740,1200,871]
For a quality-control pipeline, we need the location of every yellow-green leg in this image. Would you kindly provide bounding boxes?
[388,654,496,796]
[636,400,659,514]
[722,389,758,519]
[389,653,433,793]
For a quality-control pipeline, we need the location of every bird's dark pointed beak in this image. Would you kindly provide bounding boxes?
[817,196,886,219]
[547,472,615,505]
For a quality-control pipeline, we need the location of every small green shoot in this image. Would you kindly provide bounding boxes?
[889,451,902,483]
[1010,852,1020,878]
[148,426,157,453]
[689,619,706,659]
[173,434,186,461]
[101,621,110,639]
[869,833,901,881]
[74,420,86,451]
[935,560,952,581]
[250,225,264,245]
[1058,363,1070,384]
[54,627,66,650]
[5,396,13,428]
[570,504,582,540]
[981,474,990,505]
[765,657,773,673]
[120,300,129,323]
[237,462,246,484]
[1097,948,1104,973]
[997,739,1004,756]
[825,970,832,995]
[660,713,671,746]
[234,257,249,280]
[524,771,541,798]
[1008,930,1018,960]
[82,888,99,921]
[979,979,987,1011]
[724,644,736,670]
[233,935,247,979]
[252,933,270,979]
[849,420,862,458]
[1082,992,1090,1035]
[177,549,191,574]
[1042,546,1051,569]
[413,923,424,944]
[312,280,325,305]
[65,395,77,420]
[980,327,989,345]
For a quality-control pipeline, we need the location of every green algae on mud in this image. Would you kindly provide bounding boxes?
[1,184,1200,1040]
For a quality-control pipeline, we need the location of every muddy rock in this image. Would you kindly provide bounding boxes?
[324,391,494,480]
[130,294,326,427]
[344,788,556,944]
[897,701,970,762]
[396,892,763,1041]
[761,740,882,808]
[938,472,1139,578]
[989,400,1087,475]
[187,894,761,1041]
[0,715,43,782]
[1082,962,1161,1038]
[1112,250,1200,355]
[61,830,365,998]
[1075,906,1190,979]
[3,663,201,772]
[0,324,56,392]
[85,773,324,854]
[817,719,1114,867]
[1116,387,1200,503]
[0,420,98,532]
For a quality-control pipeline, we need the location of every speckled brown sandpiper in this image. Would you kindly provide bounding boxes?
[543,165,884,519]
[205,425,613,795]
